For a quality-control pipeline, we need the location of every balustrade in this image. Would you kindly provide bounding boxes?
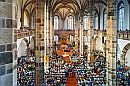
[118,30,130,40]
[16,28,35,39]
[16,28,130,40]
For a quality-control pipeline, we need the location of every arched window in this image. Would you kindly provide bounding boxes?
[70,35,73,42]
[103,10,107,30]
[68,16,74,30]
[118,2,124,30]
[83,16,88,30]
[54,16,59,30]
[24,11,29,27]
[94,13,98,29]
[54,35,58,44]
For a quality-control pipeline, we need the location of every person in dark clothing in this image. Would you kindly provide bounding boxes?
[88,79,92,86]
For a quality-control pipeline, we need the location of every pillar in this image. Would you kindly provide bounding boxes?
[50,10,53,55]
[43,0,50,73]
[44,0,47,56]
[87,13,94,63]
[106,0,117,85]
[46,1,49,55]
[0,0,17,86]
[35,0,44,85]
[74,14,79,50]
[79,15,84,57]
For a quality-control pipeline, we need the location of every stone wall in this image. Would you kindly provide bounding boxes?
[0,0,17,86]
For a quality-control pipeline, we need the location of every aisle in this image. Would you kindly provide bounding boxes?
[66,75,78,86]
[56,45,78,86]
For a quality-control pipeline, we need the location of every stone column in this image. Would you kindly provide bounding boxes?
[50,11,53,55]
[46,0,50,73]
[44,0,47,56]
[35,0,44,85]
[106,0,117,85]
[52,15,54,48]
[0,0,17,86]
[87,0,95,64]
[74,14,79,49]
[79,15,84,57]
[87,13,94,64]
[43,0,50,73]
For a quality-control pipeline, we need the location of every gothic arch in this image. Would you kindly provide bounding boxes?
[120,43,130,65]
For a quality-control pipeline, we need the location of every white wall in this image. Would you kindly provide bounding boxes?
[126,48,130,67]
[117,44,121,59]
[118,39,130,52]
[117,39,130,65]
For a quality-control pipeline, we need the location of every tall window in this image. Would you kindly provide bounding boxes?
[24,12,29,27]
[70,35,73,42]
[103,10,107,30]
[94,13,98,29]
[118,3,124,30]
[54,35,58,44]
[68,16,74,30]
[54,16,59,30]
[83,16,88,30]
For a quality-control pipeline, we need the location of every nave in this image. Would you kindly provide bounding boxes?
[0,0,130,86]
[17,44,107,86]
[17,43,130,86]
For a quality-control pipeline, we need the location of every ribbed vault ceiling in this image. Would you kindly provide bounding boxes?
[19,0,107,18]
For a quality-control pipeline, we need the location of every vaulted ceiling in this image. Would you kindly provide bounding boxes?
[19,0,36,16]
[51,0,89,18]
[19,0,107,19]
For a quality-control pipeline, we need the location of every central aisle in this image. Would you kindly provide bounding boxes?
[66,75,78,86]
[56,45,78,86]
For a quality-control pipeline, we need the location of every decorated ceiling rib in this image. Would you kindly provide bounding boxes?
[19,0,107,20]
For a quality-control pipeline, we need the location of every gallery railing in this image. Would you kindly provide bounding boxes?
[16,29,35,39]
[118,30,130,40]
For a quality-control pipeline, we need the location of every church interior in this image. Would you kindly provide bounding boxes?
[0,0,130,86]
